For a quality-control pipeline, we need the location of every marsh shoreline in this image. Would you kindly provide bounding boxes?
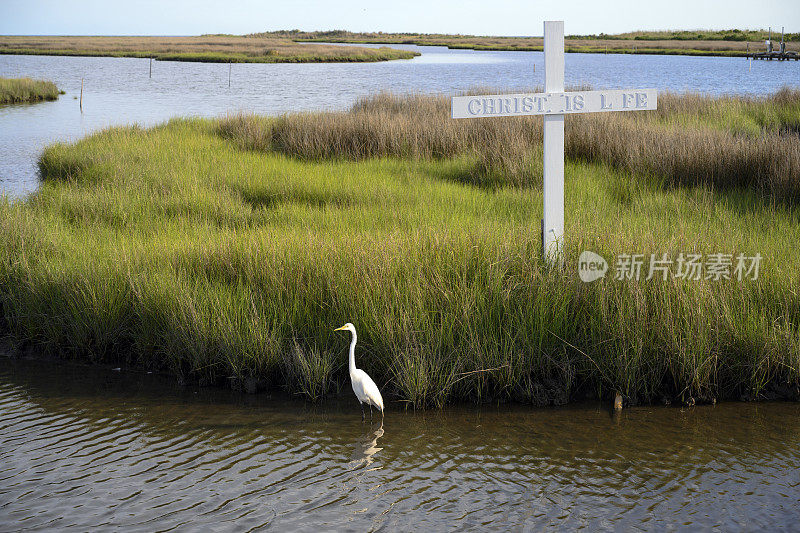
[0,35,419,63]
[283,29,800,58]
[3,344,798,409]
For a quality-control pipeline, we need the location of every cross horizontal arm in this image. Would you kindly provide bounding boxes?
[451,88,658,119]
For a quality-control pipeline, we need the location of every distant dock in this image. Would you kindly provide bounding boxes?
[746,51,799,61]
[747,26,798,60]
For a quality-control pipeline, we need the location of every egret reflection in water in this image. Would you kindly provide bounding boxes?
[349,421,385,469]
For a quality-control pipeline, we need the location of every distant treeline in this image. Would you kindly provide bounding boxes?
[572,29,800,42]
[262,28,800,43]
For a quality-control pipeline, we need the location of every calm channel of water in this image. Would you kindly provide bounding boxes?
[1,44,799,196]
[1,357,799,530]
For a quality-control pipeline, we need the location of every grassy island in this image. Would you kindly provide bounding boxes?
[0,77,61,104]
[0,35,418,63]
[1,88,798,408]
[276,29,800,57]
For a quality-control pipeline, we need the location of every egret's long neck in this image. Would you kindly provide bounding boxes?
[348,331,357,376]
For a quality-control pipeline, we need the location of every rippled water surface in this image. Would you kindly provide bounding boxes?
[1,358,799,531]
[2,44,799,195]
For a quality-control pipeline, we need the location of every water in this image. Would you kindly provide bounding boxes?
[1,45,799,195]
[1,358,799,530]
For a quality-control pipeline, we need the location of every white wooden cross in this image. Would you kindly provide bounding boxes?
[451,21,657,265]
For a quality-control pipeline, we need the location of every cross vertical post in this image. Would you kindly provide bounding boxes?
[450,21,656,269]
[542,20,565,266]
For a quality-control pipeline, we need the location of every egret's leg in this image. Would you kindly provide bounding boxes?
[369,404,373,422]
[360,402,365,421]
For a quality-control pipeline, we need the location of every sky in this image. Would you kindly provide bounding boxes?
[1,0,798,36]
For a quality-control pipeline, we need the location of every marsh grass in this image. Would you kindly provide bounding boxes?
[582,29,800,42]
[219,88,800,201]
[286,341,339,401]
[0,77,61,104]
[1,91,798,408]
[0,35,418,63]
[276,30,800,56]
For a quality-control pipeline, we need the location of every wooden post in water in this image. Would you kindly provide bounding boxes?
[149,57,152,78]
[228,62,231,88]
[79,78,83,112]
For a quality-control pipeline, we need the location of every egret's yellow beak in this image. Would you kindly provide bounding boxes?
[334,325,346,332]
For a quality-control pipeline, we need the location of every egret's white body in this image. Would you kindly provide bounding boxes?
[335,323,384,419]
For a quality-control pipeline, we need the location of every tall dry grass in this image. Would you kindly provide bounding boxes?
[218,88,800,200]
[0,35,418,63]
[275,30,800,55]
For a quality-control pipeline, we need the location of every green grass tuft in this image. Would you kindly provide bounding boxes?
[0,77,61,104]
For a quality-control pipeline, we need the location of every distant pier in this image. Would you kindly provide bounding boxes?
[747,26,799,60]
[746,51,799,61]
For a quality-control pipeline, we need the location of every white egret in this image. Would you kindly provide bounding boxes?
[334,323,384,421]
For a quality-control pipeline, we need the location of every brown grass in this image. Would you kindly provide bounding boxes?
[0,35,417,63]
[217,88,800,200]
[265,30,800,55]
